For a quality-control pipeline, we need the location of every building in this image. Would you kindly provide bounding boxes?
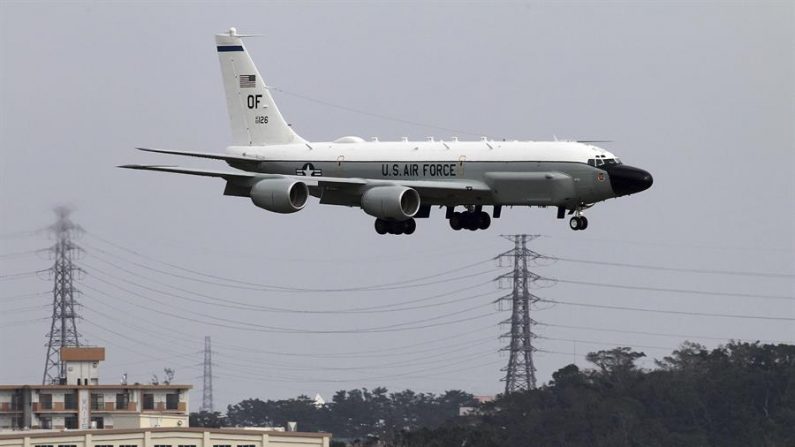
[0,348,190,431]
[0,427,330,447]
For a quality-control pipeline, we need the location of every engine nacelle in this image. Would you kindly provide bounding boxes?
[361,186,420,220]
[250,178,309,214]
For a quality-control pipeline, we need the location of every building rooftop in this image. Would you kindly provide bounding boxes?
[0,427,330,440]
[0,384,192,390]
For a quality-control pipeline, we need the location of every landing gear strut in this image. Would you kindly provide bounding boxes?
[449,210,490,231]
[374,218,416,235]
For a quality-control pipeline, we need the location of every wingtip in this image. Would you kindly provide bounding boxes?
[118,164,173,170]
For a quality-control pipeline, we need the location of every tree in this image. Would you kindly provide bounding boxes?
[189,410,224,428]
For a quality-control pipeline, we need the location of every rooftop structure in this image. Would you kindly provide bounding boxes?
[0,348,190,431]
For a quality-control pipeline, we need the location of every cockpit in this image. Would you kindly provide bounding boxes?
[587,156,622,168]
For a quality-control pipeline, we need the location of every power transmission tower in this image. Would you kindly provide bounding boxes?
[201,336,214,412]
[495,234,545,394]
[42,207,84,385]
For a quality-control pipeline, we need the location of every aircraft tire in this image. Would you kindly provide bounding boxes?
[390,221,404,235]
[569,216,581,231]
[375,219,388,235]
[450,212,463,231]
[579,216,589,230]
[478,212,491,230]
[403,219,416,235]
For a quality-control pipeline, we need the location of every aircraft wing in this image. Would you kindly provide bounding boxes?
[118,164,261,181]
[118,165,490,194]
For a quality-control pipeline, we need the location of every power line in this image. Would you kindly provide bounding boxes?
[542,297,795,321]
[550,278,793,301]
[270,86,487,138]
[84,235,495,293]
[0,249,41,259]
[82,253,494,314]
[0,270,46,280]
[0,291,50,302]
[540,322,794,344]
[553,256,794,278]
[81,278,500,335]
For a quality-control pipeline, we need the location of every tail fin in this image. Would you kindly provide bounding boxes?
[215,28,304,146]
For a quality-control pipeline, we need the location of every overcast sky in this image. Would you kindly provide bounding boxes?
[1,1,793,411]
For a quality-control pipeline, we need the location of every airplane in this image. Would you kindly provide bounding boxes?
[121,27,653,235]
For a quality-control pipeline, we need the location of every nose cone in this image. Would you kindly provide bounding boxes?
[606,165,653,197]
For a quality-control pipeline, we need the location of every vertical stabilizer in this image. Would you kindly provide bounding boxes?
[216,28,304,146]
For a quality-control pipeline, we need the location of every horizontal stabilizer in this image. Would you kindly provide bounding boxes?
[135,147,262,163]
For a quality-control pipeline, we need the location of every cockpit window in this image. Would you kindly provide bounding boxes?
[588,158,621,167]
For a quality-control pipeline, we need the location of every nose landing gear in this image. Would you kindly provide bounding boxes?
[569,215,588,231]
[375,218,416,235]
[568,208,589,231]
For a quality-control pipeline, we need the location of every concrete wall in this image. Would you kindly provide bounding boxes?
[0,429,330,447]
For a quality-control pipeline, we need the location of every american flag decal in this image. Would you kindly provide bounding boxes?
[239,75,256,88]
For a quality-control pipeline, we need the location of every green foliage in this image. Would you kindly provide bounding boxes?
[189,410,225,428]
[398,342,795,447]
[224,388,475,442]
[215,342,795,446]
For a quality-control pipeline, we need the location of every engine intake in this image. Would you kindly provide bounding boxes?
[250,178,309,214]
[361,186,420,220]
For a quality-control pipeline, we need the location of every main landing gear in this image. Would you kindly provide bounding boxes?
[449,210,491,231]
[374,218,416,235]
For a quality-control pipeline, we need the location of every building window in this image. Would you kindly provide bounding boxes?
[238,445,256,447]
[95,445,114,447]
[213,445,232,447]
[39,416,52,429]
[34,445,54,447]
[64,392,78,410]
[154,445,172,447]
[11,390,23,411]
[166,393,179,410]
[58,445,77,447]
[91,393,105,411]
[119,445,138,447]
[178,445,197,447]
[64,415,78,429]
[91,416,104,429]
[39,393,53,410]
[142,393,154,410]
[116,393,129,410]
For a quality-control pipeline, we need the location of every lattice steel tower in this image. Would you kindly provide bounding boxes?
[201,336,214,412]
[42,207,84,385]
[495,234,545,393]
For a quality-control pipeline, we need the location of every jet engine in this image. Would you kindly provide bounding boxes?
[250,178,309,213]
[361,186,420,220]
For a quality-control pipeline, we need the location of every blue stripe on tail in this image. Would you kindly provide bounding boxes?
[217,45,244,52]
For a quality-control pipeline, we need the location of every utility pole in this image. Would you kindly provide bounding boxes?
[201,336,214,412]
[42,207,83,385]
[495,234,545,394]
